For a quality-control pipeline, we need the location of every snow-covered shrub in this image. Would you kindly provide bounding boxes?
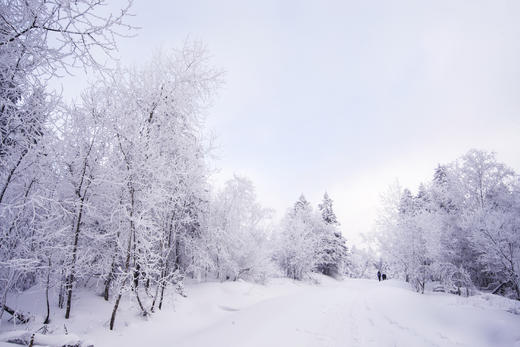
[431,263,474,296]
[411,264,432,294]
[347,247,375,278]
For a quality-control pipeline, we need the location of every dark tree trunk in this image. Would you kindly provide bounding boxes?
[65,141,93,319]
[133,263,140,289]
[43,258,51,324]
[109,287,124,331]
[150,279,160,313]
[65,197,86,319]
[109,182,135,330]
[158,281,166,310]
[104,276,112,301]
[104,225,121,301]
[104,261,115,301]
[133,284,147,316]
[58,270,65,309]
[0,150,27,204]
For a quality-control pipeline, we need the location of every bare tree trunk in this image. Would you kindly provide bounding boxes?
[151,215,172,313]
[150,277,161,313]
[104,261,115,301]
[43,258,51,324]
[109,182,135,330]
[0,150,27,204]
[133,262,140,289]
[104,225,121,301]
[157,262,170,311]
[65,141,94,319]
[133,284,147,316]
[58,269,65,309]
[65,195,86,319]
[158,280,166,310]
[109,280,126,331]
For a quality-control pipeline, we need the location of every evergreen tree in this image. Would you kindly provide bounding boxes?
[433,164,448,186]
[431,164,457,214]
[293,194,311,214]
[319,192,338,225]
[315,193,349,277]
[399,188,415,216]
[314,227,349,277]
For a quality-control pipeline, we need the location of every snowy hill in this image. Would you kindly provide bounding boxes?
[2,276,520,347]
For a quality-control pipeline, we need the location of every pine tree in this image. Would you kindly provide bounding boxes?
[399,188,415,215]
[433,164,448,186]
[432,165,457,214]
[319,192,338,225]
[415,184,431,213]
[293,194,311,214]
[315,193,348,277]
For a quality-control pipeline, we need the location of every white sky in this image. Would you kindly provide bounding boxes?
[59,0,520,245]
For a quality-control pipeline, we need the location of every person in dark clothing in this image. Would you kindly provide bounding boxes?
[382,274,387,280]
[377,270,381,282]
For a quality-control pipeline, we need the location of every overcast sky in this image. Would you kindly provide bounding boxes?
[61,0,520,244]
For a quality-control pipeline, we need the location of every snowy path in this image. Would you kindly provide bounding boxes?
[97,278,520,347]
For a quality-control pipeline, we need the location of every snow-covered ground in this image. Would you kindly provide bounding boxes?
[2,276,520,347]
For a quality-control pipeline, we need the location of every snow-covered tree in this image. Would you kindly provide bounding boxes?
[0,0,134,322]
[376,149,520,298]
[207,176,274,282]
[275,194,349,279]
[95,44,221,329]
[348,246,378,279]
[315,193,348,277]
[275,207,318,280]
[319,192,338,225]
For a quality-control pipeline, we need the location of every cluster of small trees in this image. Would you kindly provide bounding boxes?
[377,150,520,299]
[274,193,349,280]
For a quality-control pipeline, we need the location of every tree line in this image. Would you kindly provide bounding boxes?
[377,149,520,299]
[0,0,349,329]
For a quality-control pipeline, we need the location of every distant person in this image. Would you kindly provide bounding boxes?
[377,270,381,282]
[382,274,387,280]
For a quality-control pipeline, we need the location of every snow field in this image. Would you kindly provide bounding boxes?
[2,276,520,347]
